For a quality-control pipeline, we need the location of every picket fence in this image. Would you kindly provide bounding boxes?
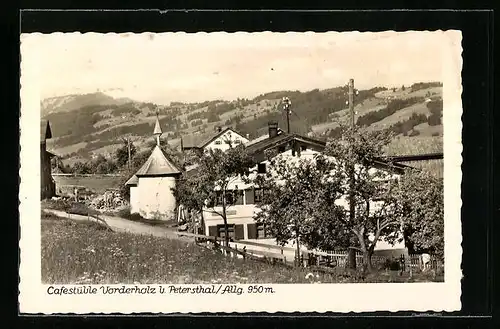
[173,231,441,272]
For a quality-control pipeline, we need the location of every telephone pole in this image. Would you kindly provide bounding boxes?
[282,97,291,133]
[127,136,131,170]
[348,79,355,129]
[347,78,357,270]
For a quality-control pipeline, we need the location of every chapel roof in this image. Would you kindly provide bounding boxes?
[134,145,181,177]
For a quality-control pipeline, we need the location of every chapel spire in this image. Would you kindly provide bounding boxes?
[153,110,162,146]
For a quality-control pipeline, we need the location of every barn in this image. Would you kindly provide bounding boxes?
[40,120,56,199]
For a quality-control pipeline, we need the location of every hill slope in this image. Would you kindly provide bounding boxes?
[42,82,443,165]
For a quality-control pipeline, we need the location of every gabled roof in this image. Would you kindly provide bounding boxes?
[245,128,285,147]
[244,132,410,174]
[182,127,246,150]
[244,132,326,155]
[40,120,52,142]
[134,145,181,177]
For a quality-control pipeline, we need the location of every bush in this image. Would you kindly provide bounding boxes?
[117,207,144,221]
[383,258,401,271]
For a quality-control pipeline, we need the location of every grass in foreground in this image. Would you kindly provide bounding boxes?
[41,215,443,284]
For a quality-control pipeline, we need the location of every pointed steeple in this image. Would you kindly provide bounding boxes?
[153,111,162,146]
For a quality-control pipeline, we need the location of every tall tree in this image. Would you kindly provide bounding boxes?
[251,153,341,266]
[392,168,444,259]
[321,126,402,272]
[115,139,137,168]
[176,145,253,247]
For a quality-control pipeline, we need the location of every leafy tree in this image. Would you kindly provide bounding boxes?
[393,169,444,259]
[321,126,402,272]
[252,154,345,265]
[115,139,137,168]
[174,145,253,247]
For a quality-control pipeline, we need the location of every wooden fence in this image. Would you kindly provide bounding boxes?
[173,231,442,272]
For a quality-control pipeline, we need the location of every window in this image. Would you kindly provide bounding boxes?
[215,140,222,145]
[217,224,235,240]
[215,191,223,206]
[257,163,267,174]
[232,190,244,205]
[256,223,266,239]
[254,188,263,203]
[234,139,241,144]
[244,188,254,204]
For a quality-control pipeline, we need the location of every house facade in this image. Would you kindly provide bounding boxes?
[182,126,250,153]
[40,120,56,200]
[188,122,408,253]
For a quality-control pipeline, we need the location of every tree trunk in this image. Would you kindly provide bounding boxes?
[199,210,205,235]
[295,221,301,267]
[347,248,357,270]
[363,250,374,273]
[222,189,229,247]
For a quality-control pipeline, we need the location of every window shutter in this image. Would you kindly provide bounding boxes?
[235,224,244,240]
[208,225,217,237]
[247,223,257,239]
[245,189,254,204]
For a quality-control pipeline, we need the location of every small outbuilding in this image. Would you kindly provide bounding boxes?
[125,116,181,220]
[40,120,56,199]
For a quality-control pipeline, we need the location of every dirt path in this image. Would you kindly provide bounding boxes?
[43,209,191,241]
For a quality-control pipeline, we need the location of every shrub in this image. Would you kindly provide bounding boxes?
[383,258,401,271]
[117,207,145,221]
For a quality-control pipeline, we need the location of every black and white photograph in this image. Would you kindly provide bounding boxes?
[19,30,463,313]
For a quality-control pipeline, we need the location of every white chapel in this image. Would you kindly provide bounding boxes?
[125,116,181,220]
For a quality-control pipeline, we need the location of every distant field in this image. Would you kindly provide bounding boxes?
[53,175,123,195]
[385,135,443,156]
[369,102,432,131]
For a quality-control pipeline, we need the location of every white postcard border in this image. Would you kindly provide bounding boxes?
[19,30,463,314]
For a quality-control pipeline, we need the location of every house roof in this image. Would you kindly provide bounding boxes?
[134,145,181,177]
[244,132,410,174]
[245,128,285,147]
[382,152,444,162]
[125,175,139,186]
[40,120,52,142]
[182,127,246,150]
[244,132,326,155]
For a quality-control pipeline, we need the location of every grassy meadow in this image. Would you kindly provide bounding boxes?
[41,213,443,284]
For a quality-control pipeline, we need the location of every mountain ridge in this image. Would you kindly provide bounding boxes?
[42,82,443,165]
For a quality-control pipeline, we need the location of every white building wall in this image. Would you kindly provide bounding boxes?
[202,145,403,251]
[129,186,139,214]
[204,130,249,152]
[136,176,177,221]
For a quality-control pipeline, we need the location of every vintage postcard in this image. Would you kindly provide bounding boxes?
[19,30,463,313]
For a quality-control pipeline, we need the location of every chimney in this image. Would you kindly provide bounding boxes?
[246,133,250,139]
[216,126,222,133]
[268,121,278,139]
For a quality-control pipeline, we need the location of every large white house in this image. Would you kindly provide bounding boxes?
[184,121,409,254]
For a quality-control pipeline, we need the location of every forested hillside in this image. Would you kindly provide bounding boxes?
[42,82,443,168]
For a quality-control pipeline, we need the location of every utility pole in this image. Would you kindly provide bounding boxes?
[282,97,291,134]
[347,78,357,270]
[127,136,131,171]
[349,79,355,128]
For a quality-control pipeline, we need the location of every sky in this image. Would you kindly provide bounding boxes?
[21,31,448,105]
